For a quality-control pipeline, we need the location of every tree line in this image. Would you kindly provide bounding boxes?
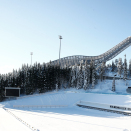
[0,60,98,101]
[1,55,130,101]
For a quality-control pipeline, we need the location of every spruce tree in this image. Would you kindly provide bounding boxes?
[112,76,115,92]
[111,61,116,72]
[91,62,96,89]
[0,78,4,101]
[64,65,70,88]
[70,66,74,88]
[51,65,56,90]
[115,59,118,72]
[83,61,90,90]
[89,59,94,84]
[62,65,67,88]
[123,55,127,80]
[100,62,105,81]
[73,64,78,88]
[77,63,83,89]
[69,66,73,88]
[25,70,31,95]
[89,60,97,88]
[129,59,131,76]
[55,65,60,90]
[42,64,47,92]
[33,63,38,92]
[117,58,123,78]
[38,65,43,93]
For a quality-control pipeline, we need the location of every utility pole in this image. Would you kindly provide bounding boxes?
[59,35,62,65]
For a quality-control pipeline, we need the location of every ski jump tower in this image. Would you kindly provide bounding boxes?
[49,36,131,67]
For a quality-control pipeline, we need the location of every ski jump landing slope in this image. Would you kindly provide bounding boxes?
[50,36,131,67]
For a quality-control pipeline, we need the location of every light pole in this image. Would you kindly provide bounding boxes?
[30,52,33,67]
[59,35,62,65]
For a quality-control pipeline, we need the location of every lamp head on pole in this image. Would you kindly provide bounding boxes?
[59,35,63,39]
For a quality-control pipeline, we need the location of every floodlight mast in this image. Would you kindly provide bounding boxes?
[30,52,33,67]
[59,35,63,65]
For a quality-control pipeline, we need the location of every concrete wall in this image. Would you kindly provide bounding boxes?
[77,101,131,112]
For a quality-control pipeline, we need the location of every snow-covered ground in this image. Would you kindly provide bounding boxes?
[89,79,131,95]
[1,79,131,131]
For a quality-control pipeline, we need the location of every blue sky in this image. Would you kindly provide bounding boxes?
[0,0,131,74]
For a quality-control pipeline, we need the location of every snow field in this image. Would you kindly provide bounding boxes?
[1,80,131,131]
[7,107,131,131]
[90,79,130,94]
[3,107,38,131]
[0,107,30,131]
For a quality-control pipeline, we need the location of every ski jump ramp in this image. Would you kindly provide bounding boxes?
[49,36,131,67]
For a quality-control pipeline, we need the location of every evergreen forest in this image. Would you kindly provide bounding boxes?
[0,56,131,102]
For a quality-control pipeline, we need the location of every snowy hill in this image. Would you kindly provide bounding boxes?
[89,79,131,95]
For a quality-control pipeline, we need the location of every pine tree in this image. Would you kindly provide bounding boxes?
[89,60,94,84]
[47,61,52,90]
[64,65,70,88]
[73,64,78,88]
[25,70,31,95]
[38,65,43,93]
[129,59,131,76]
[0,78,4,101]
[69,66,73,88]
[100,62,105,81]
[42,64,47,92]
[49,64,55,90]
[111,61,116,72]
[32,63,38,92]
[115,59,118,66]
[89,60,97,88]
[56,83,58,91]
[21,65,26,91]
[123,55,127,80]
[62,65,67,88]
[91,62,96,89]
[55,65,61,90]
[4,74,9,88]
[83,61,90,90]
[77,63,83,89]
[29,67,35,94]
[117,58,123,78]
[115,59,118,72]
[70,66,76,88]
[112,76,115,92]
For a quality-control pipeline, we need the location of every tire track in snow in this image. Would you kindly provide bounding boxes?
[3,107,39,131]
